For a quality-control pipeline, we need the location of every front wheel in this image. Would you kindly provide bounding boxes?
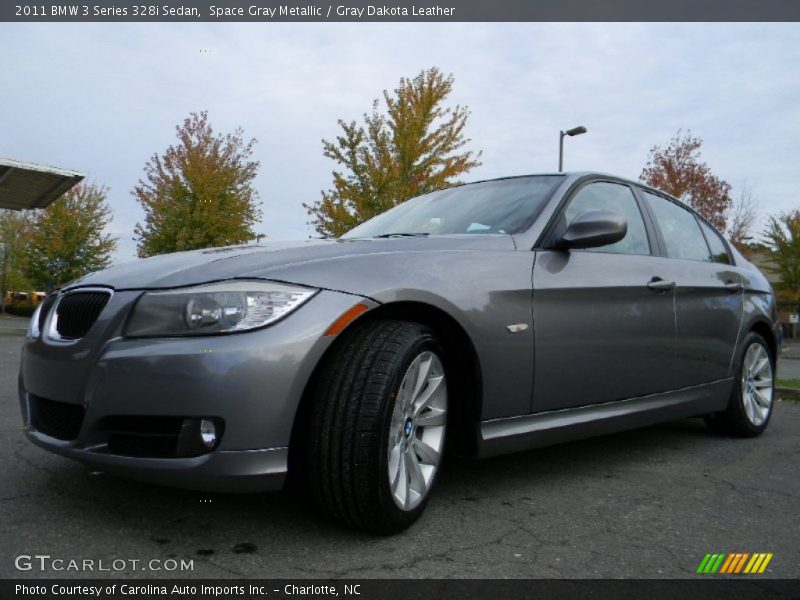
[704,331,775,437]
[307,319,448,534]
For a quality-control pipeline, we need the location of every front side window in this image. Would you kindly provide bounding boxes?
[342,175,564,238]
[562,182,650,255]
[699,220,733,265]
[643,191,711,261]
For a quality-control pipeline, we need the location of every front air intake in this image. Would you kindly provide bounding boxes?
[31,395,85,441]
[54,291,110,340]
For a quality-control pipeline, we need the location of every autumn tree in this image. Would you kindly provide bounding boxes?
[0,210,32,311]
[304,67,482,237]
[24,183,117,290]
[134,111,261,257]
[762,210,800,303]
[641,130,731,231]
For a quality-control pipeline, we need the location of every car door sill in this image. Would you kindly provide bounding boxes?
[477,379,733,458]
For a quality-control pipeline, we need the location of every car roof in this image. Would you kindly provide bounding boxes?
[461,170,691,207]
[453,171,732,238]
[458,171,662,193]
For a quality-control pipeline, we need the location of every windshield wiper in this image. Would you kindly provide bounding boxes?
[373,232,430,238]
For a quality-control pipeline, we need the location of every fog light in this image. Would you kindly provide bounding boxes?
[176,417,224,456]
[200,419,217,448]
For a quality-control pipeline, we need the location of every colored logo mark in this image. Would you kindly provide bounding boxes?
[696,552,773,574]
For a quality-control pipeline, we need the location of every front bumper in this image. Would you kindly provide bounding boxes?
[19,288,375,493]
[25,428,289,493]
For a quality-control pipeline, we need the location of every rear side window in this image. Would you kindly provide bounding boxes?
[698,220,732,264]
[643,192,710,262]
[563,182,650,255]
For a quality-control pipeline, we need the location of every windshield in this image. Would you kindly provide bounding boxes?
[341,175,565,239]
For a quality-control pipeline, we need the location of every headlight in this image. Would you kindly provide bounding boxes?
[125,280,318,337]
[28,303,43,339]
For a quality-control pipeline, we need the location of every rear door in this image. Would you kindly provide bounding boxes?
[640,190,744,387]
[531,180,676,412]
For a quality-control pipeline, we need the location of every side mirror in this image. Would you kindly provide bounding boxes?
[554,209,627,250]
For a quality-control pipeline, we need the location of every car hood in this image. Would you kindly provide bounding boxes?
[67,235,516,292]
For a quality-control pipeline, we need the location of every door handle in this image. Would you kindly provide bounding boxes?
[647,277,676,292]
[724,281,744,293]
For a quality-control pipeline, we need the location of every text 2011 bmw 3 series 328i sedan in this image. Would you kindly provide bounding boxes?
[19,172,781,533]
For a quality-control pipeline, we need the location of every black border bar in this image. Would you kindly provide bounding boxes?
[3,0,800,22]
[3,579,800,600]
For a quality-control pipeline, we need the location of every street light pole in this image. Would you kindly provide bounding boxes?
[558,125,588,172]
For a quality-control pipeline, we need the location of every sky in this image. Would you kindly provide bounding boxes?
[1,22,798,262]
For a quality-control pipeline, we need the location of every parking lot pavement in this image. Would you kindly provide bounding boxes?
[1,334,798,579]
[778,358,800,380]
[781,340,800,359]
[0,315,27,336]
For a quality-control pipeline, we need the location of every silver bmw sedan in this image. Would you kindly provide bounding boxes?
[19,172,780,533]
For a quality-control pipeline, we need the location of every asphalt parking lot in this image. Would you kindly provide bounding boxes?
[1,334,798,579]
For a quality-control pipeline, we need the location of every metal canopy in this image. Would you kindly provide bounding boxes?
[0,158,85,210]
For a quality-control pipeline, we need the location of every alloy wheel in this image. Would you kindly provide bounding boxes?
[741,342,773,427]
[387,350,447,511]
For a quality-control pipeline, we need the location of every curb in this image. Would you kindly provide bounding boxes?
[0,329,25,337]
[777,388,800,401]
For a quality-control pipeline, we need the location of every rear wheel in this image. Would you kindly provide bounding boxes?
[307,319,448,534]
[704,331,774,437]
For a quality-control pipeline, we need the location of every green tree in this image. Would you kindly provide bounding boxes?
[304,67,482,237]
[641,130,732,231]
[0,210,32,311]
[24,183,117,290]
[762,210,800,303]
[134,111,262,257]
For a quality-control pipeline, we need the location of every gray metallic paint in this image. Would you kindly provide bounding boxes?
[18,172,780,492]
[649,256,744,387]
[21,290,377,491]
[531,251,677,410]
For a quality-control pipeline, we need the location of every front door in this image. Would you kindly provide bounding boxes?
[532,181,676,412]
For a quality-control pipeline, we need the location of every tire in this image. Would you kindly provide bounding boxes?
[704,331,775,437]
[307,319,448,534]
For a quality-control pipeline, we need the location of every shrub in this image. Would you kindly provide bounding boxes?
[5,302,37,318]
